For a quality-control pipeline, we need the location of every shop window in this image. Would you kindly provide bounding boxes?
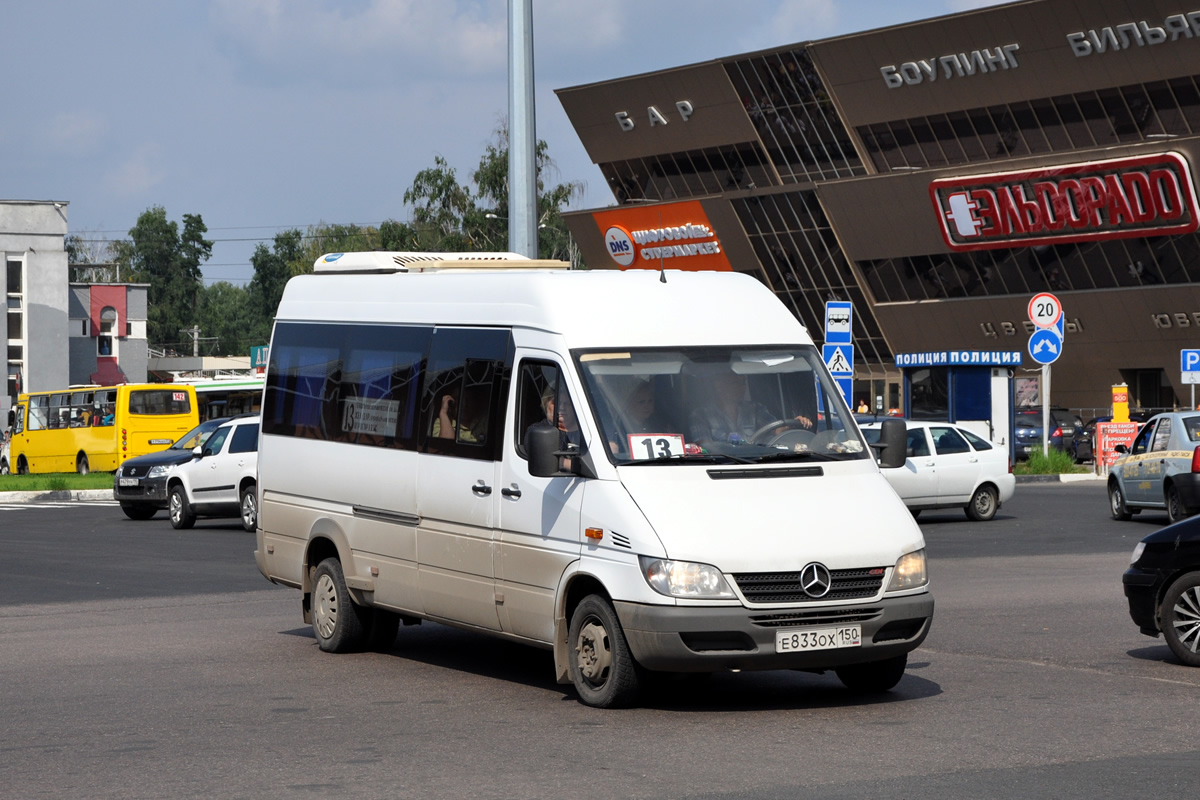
[1168,77,1200,133]
[1146,80,1185,135]
[1031,98,1072,150]
[1053,95,1094,148]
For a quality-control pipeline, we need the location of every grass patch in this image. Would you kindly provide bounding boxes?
[0,472,114,492]
[1014,447,1089,475]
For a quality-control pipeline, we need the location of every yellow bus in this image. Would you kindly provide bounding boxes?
[6,384,199,474]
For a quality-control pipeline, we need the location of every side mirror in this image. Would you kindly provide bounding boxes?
[6,409,13,428]
[1114,444,1128,454]
[877,418,907,469]
[527,425,562,478]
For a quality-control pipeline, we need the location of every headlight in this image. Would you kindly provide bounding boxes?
[887,549,928,592]
[1130,541,1146,566]
[148,465,169,479]
[639,556,735,598]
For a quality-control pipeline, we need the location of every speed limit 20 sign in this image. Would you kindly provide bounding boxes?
[1028,292,1062,329]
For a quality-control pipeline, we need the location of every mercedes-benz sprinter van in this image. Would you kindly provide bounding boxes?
[254,251,931,708]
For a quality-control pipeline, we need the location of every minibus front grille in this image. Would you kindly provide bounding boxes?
[731,568,885,604]
[749,608,883,628]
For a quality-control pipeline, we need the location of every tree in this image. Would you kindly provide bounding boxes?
[112,206,213,349]
[195,281,252,355]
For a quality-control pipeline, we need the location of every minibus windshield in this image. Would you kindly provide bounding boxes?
[575,346,867,465]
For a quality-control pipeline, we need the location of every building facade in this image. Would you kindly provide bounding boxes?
[3,201,70,421]
[558,0,1200,418]
[67,283,150,388]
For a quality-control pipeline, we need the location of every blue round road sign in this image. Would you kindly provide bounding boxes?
[1028,328,1063,365]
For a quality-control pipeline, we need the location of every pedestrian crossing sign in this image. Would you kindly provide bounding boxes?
[823,344,854,376]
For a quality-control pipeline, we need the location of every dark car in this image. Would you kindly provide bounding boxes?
[112,416,233,520]
[1014,407,1080,460]
[1123,517,1200,666]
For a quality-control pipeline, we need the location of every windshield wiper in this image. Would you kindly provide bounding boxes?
[620,452,755,465]
[751,449,858,463]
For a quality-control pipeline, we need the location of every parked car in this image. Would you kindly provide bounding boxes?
[1108,411,1200,524]
[860,420,1015,521]
[113,416,237,520]
[166,415,260,531]
[0,437,9,475]
[1123,516,1200,666]
[1014,407,1080,460]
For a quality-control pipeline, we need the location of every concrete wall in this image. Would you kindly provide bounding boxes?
[2,201,70,420]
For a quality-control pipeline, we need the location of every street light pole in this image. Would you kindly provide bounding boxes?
[508,0,537,258]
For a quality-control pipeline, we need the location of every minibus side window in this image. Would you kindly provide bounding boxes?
[420,327,510,462]
[263,321,431,451]
[28,395,48,431]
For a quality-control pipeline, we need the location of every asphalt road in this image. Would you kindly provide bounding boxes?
[1,483,1197,799]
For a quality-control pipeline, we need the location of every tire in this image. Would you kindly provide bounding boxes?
[567,594,643,708]
[120,503,158,521]
[0,459,8,476]
[835,653,908,693]
[76,454,89,475]
[168,485,195,530]
[1109,481,1133,521]
[365,609,401,652]
[1166,484,1188,525]
[965,485,998,521]
[1161,571,1200,667]
[240,484,257,532]
[311,558,370,653]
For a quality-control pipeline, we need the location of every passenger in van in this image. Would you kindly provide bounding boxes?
[608,379,668,454]
[688,371,812,446]
[434,393,489,443]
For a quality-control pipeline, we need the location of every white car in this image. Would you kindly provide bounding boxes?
[166,415,259,531]
[861,420,1015,521]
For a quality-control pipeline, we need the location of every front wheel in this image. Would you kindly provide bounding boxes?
[76,454,89,475]
[240,485,257,532]
[965,485,998,521]
[0,459,8,475]
[835,653,908,693]
[120,503,157,521]
[169,485,195,529]
[568,595,643,708]
[1161,571,1200,667]
[311,558,370,653]
[1166,484,1188,525]
[1109,482,1133,521]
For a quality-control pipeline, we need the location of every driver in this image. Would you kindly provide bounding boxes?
[687,371,812,446]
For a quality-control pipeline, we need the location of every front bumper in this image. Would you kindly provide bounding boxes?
[112,476,170,508]
[1122,567,1163,636]
[614,592,934,672]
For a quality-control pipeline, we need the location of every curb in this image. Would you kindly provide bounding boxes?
[1015,473,1103,483]
[0,489,114,503]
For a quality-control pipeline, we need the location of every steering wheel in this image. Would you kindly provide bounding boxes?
[748,419,813,446]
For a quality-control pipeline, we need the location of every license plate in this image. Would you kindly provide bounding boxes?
[119,478,139,487]
[775,625,861,653]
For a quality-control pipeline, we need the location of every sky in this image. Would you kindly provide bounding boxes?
[2,0,1008,285]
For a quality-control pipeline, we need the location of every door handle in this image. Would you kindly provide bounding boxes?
[501,485,522,499]
[471,481,492,496]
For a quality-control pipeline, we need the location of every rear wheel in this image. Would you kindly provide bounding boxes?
[0,459,8,475]
[1109,481,1132,521]
[1166,484,1188,525]
[168,485,195,529]
[240,485,257,532]
[311,558,370,653]
[835,653,908,693]
[120,503,157,521]
[568,594,643,708]
[1161,571,1200,667]
[76,454,89,475]
[965,485,998,521]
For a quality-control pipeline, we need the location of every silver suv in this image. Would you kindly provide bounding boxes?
[166,415,259,531]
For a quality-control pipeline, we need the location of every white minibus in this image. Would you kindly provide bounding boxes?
[255,251,930,708]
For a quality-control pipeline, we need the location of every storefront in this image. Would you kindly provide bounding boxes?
[557,0,1200,420]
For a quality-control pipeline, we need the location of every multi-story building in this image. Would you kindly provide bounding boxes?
[558,0,1200,419]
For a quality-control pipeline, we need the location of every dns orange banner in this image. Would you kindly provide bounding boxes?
[592,201,732,272]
